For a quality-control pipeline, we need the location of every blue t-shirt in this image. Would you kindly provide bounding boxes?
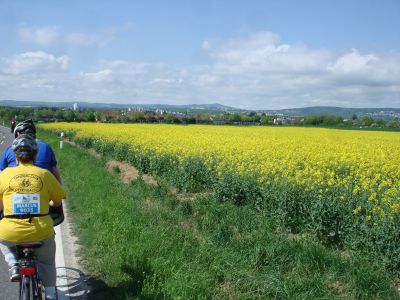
[0,140,57,172]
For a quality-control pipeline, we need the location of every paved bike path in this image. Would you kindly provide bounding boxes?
[0,125,90,299]
[0,126,18,299]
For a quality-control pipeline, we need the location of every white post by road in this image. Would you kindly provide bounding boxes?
[60,132,64,149]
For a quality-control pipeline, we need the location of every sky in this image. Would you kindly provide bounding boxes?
[0,0,399,110]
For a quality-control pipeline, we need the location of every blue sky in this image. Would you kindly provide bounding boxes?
[0,0,399,109]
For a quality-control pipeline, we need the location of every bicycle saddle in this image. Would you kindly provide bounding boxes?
[16,242,43,249]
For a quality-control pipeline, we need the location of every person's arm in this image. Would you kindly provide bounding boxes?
[44,143,62,183]
[0,176,4,217]
[52,165,62,183]
[0,148,10,171]
[46,171,66,204]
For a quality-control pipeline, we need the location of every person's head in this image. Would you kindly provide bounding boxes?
[12,134,38,164]
[13,119,36,138]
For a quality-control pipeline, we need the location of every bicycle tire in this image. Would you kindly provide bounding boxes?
[34,275,45,300]
[19,275,31,300]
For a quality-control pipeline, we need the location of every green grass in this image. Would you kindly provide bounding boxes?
[40,130,399,299]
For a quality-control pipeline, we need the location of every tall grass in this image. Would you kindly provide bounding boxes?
[40,131,399,299]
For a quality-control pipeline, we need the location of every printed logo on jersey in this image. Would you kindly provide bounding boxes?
[9,174,43,193]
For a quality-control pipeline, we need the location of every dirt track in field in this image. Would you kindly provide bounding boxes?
[105,159,157,185]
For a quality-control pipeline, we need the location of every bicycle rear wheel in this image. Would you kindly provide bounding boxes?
[19,275,31,300]
[33,276,45,300]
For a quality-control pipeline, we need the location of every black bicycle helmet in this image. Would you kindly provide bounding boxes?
[12,134,38,154]
[13,119,36,138]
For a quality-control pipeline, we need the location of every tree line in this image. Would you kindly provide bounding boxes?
[1,106,399,129]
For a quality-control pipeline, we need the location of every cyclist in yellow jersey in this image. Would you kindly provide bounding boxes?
[0,134,66,299]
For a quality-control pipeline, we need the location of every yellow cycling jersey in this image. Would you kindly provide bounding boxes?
[0,163,66,242]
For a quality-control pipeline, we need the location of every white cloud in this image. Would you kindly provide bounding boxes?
[202,33,400,108]
[17,26,115,48]
[18,26,59,46]
[328,49,378,73]
[0,51,69,75]
[211,32,333,74]
[80,69,114,82]
[1,31,400,109]
[202,40,210,50]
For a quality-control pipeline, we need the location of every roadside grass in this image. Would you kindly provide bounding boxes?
[40,131,399,299]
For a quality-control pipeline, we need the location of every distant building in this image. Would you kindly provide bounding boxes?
[131,106,144,112]
[73,103,79,111]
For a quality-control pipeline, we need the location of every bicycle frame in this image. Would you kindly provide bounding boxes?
[16,243,45,300]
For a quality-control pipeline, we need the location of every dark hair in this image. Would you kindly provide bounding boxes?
[15,152,36,164]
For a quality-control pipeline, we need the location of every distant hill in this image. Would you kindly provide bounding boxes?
[259,106,400,119]
[0,99,132,109]
[0,100,239,113]
[1,100,399,119]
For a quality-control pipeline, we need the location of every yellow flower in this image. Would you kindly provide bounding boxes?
[39,122,400,219]
[353,206,362,215]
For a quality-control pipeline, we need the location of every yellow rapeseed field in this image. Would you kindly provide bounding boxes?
[41,123,400,217]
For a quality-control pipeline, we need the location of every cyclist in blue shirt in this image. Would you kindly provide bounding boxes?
[0,119,62,182]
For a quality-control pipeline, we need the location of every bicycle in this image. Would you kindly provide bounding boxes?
[16,242,46,300]
[0,208,64,299]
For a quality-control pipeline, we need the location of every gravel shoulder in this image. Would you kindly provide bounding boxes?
[56,203,91,299]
